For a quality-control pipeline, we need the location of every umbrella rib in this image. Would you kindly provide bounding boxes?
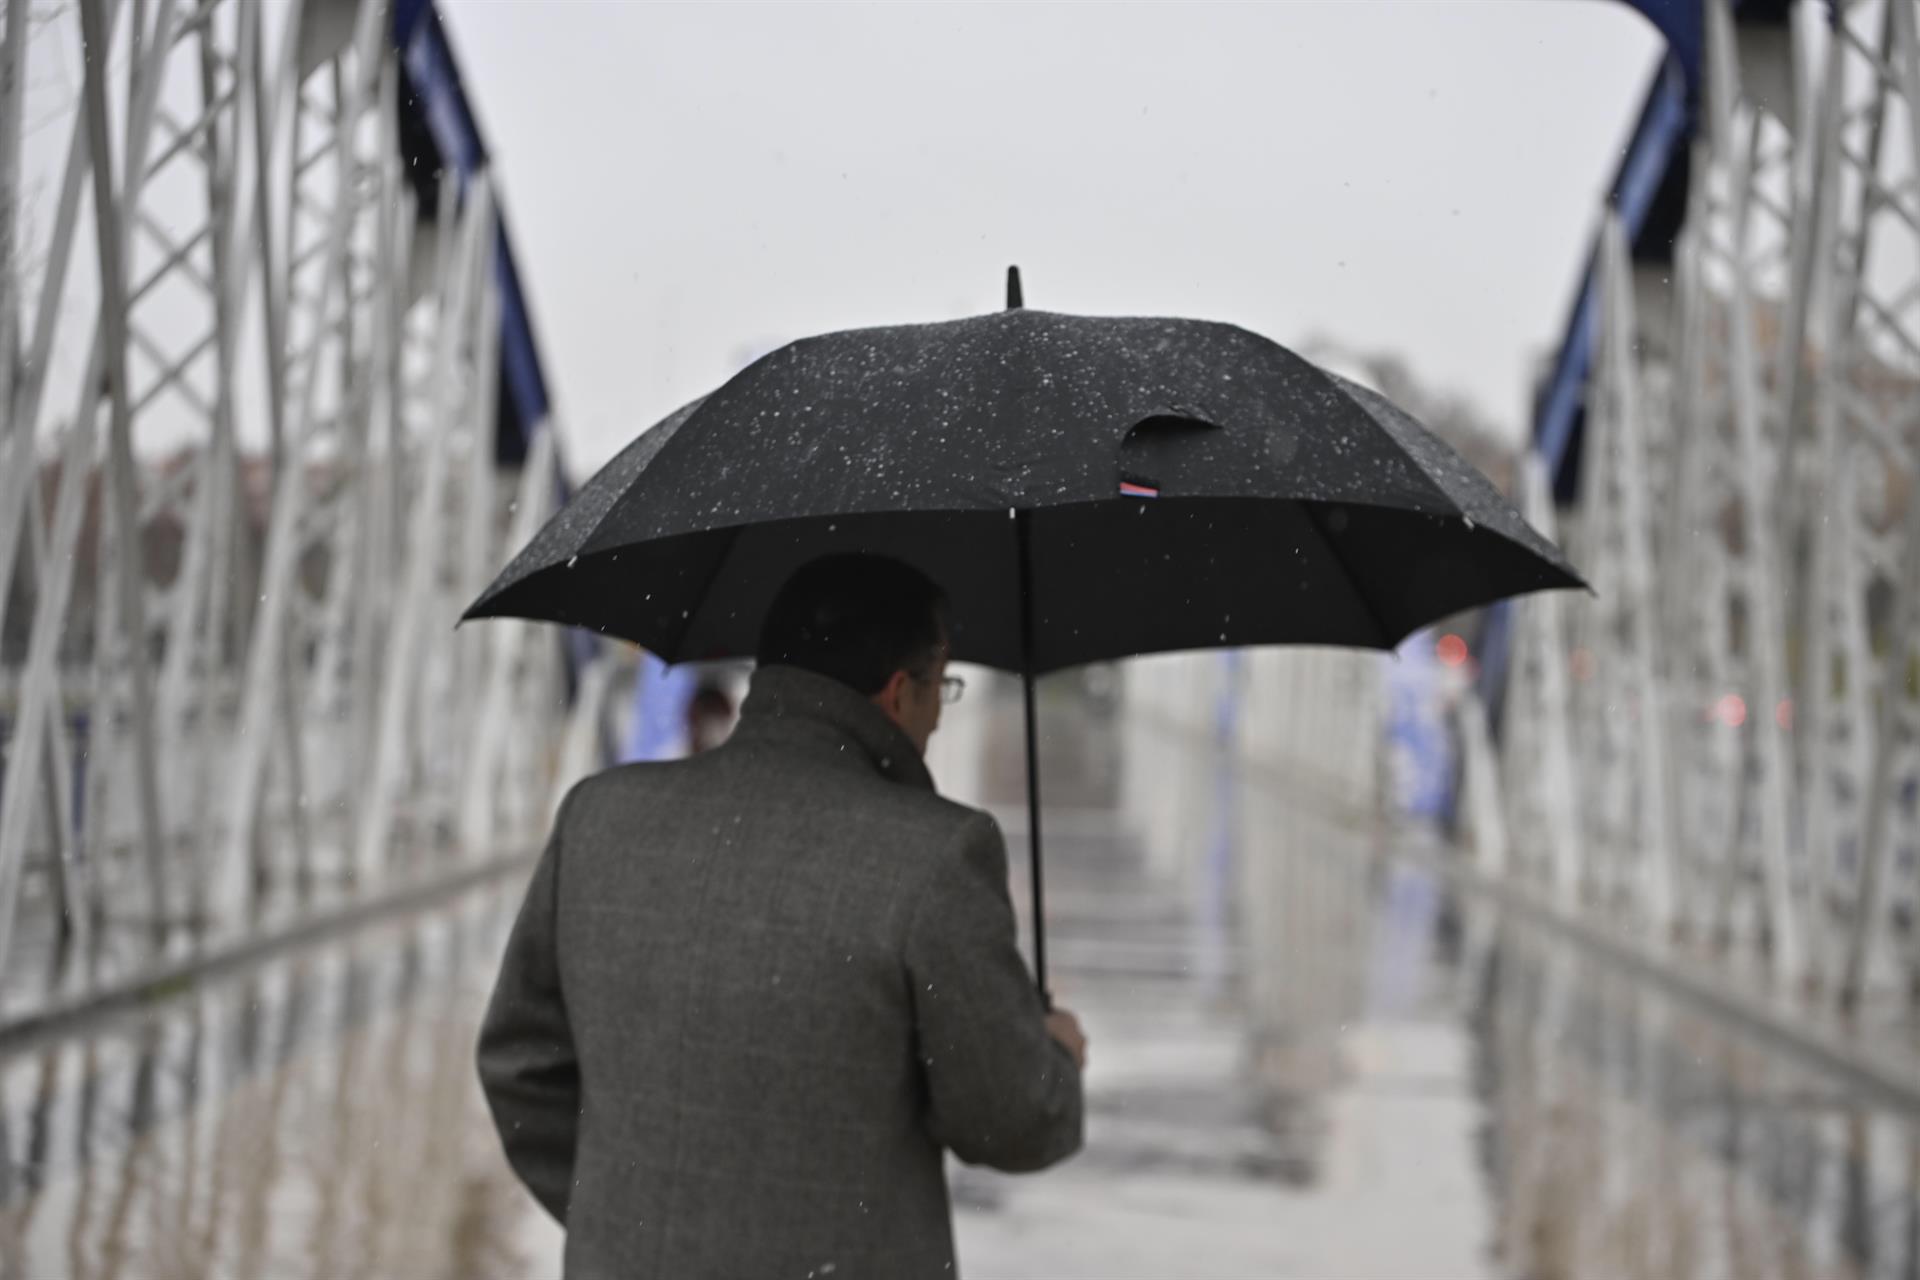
[669,523,751,659]
[1299,502,1399,649]
[567,398,713,571]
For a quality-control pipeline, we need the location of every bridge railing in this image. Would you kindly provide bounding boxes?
[1490,0,1920,1021]
[1122,648,1389,1093]
[0,0,576,1042]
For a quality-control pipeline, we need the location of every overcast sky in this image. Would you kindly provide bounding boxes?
[446,1,1663,475]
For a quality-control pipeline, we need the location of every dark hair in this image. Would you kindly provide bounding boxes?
[755,554,948,696]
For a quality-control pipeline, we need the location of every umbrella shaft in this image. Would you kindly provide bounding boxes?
[1022,665,1049,1005]
[1016,509,1049,1007]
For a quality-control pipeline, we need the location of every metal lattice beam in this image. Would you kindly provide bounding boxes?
[0,0,572,1033]
[1498,0,1920,1019]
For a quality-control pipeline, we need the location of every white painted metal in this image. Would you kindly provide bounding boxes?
[549,653,618,822]
[1834,0,1920,1007]
[1710,0,1807,983]
[458,423,559,856]
[350,173,492,884]
[0,0,574,1029]
[81,0,180,925]
[0,0,27,447]
[1456,681,1509,880]
[1594,214,1681,936]
[1505,451,1585,902]
[212,0,385,919]
[0,379,102,967]
[1492,0,1920,1018]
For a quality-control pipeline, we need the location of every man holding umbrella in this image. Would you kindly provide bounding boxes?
[469,272,1581,1278]
[478,552,1088,1279]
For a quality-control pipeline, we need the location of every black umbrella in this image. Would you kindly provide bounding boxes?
[467,270,1582,996]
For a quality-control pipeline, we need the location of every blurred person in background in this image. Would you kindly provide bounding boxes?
[685,682,736,754]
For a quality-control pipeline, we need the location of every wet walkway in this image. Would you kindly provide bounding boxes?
[952,683,1496,1276]
[953,810,1494,1278]
[2,685,1918,1278]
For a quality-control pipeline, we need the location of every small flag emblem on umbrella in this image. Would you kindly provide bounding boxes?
[1119,480,1158,498]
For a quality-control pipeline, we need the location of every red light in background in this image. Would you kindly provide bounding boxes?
[1570,648,1596,681]
[1716,694,1748,728]
[1437,634,1469,667]
[1776,699,1793,730]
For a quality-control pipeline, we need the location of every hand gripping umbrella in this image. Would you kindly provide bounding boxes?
[465,269,1583,1000]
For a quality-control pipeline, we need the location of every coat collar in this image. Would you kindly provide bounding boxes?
[732,664,935,792]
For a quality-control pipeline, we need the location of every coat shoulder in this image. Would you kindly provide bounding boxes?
[555,752,998,868]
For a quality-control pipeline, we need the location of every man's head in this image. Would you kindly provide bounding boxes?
[755,554,951,755]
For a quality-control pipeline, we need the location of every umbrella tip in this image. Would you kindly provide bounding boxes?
[1006,265,1024,310]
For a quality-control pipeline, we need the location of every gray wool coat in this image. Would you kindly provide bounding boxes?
[477,664,1083,1279]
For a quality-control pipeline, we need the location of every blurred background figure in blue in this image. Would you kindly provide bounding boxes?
[619,654,742,762]
[1384,631,1456,829]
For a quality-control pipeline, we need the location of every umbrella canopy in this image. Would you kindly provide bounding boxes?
[466,304,1582,670]
[467,281,1583,999]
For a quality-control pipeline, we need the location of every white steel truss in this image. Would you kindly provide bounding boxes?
[1492,0,1920,1018]
[0,0,572,1031]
